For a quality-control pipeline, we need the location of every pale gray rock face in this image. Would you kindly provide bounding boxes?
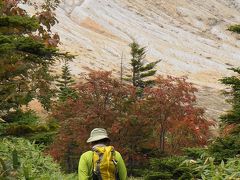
[53,0,240,120]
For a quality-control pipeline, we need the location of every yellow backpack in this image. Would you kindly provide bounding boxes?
[92,146,118,180]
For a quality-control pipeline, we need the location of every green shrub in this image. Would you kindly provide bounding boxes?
[183,156,240,179]
[183,147,208,159]
[3,123,57,145]
[208,133,240,162]
[33,124,50,132]
[0,123,6,136]
[5,124,34,135]
[145,172,172,180]
[5,124,53,135]
[144,156,194,180]
[46,118,59,130]
[3,110,38,124]
[27,131,57,145]
[2,115,59,145]
[0,137,76,179]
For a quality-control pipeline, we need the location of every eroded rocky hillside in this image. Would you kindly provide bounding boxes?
[52,0,240,120]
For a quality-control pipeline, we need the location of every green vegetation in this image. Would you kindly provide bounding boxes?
[1,110,58,145]
[56,59,78,102]
[208,132,240,162]
[0,138,77,179]
[220,67,240,124]
[185,156,240,179]
[221,25,240,125]
[0,0,61,115]
[144,156,192,180]
[228,24,240,33]
[141,147,240,179]
[126,42,160,96]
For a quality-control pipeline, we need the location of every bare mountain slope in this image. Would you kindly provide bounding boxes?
[53,0,240,120]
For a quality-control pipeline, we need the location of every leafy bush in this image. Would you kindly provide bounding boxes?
[183,156,240,179]
[5,124,34,135]
[2,123,58,145]
[144,152,240,179]
[208,133,240,162]
[27,131,57,145]
[3,110,38,124]
[144,156,194,180]
[183,147,208,159]
[1,110,59,145]
[0,138,76,179]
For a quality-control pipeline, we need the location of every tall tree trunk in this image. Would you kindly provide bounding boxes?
[66,144,71,173]
[159,122,166,152]
[133,68,136,87]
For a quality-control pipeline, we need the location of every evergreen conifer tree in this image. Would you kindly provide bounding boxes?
[0,0,68,144]
[220,67,240,124]
[127,42,160,88]
[220,24,240,124]
[0,0,61,116]
[56,60,77,101]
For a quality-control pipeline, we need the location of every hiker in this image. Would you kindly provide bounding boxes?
[78,128,127,180]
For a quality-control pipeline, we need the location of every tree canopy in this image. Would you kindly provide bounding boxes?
[0,0,62,116]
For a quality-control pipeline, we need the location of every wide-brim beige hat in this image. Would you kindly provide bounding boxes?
[87,128,109,143]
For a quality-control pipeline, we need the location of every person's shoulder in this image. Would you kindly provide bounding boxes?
[81,150,93,158]
[114,150,123,159]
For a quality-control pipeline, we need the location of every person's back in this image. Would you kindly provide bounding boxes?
[78,128,127,180]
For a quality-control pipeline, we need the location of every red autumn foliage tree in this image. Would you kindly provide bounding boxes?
[167,107,214,154]
[48,71,150,172]
[144,76,215,153]
[48,71,214,172]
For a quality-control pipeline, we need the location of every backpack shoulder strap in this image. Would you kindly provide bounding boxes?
[105,146,119,180]
[92,147,104,180]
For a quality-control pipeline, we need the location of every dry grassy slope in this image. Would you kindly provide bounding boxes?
[52,0,240,120]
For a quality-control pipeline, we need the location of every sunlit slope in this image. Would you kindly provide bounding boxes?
[53,0,240,119]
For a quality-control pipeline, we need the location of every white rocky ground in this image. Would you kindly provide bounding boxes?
[51,0,240,120]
